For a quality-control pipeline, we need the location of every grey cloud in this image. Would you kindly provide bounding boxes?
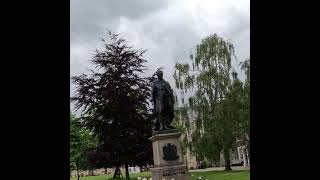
[121,12,202,83]
[71,0,168,44]
[70,0,250,114]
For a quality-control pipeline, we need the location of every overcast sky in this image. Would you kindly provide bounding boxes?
[70,0,250,114]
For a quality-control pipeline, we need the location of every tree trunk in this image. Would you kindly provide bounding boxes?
[76,163,80,180]
[213,157,220,167]
[247,140,250,163]
[89,169,94,176]
[125,163,130,180]
[113,165,119,179]
[223,148,232,171]
[212,151,221,167]
[215,161,220,167]
[113,164,123,179]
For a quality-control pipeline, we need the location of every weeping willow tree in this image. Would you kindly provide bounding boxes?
[174,34,242,170]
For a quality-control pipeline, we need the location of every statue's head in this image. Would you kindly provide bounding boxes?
[156,70,163,80]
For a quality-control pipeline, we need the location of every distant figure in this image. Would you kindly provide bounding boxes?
[151,70,175,131]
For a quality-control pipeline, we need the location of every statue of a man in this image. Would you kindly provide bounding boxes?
[151,70,175,131]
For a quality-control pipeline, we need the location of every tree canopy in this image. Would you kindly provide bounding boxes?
[174,34,250,170]
[71,31,153,179]
[70,113,96,180]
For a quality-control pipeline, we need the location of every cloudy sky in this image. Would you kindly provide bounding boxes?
[70,0,250,113]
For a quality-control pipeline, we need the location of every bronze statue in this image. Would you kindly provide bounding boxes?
[151,70,175,131]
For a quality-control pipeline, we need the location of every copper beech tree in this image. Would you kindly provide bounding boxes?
[71,31,153,179]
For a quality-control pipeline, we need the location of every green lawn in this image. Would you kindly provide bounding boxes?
[70,171,150,180]
[71,170,249,180]
[190,170,250,180]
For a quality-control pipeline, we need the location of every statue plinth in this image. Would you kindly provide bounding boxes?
[149,70,188,179]
[149,132,190,180]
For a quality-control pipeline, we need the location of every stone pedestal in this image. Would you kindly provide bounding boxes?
[149,132,189,180]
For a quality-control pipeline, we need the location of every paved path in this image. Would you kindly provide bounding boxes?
[189,166,250,172]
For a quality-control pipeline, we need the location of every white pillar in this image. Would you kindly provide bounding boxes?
[242,147,248,167]
[246,150,250,166]
[237,147,242,160]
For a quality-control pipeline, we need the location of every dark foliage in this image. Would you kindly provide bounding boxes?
[71,31,153,179]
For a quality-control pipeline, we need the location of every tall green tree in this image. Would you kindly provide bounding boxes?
[213,73,242,170]
[174,33,238,170]
[71,31,153,179]
[70,113,96,180]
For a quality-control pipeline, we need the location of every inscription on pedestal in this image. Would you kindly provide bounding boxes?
[162,167,187,177]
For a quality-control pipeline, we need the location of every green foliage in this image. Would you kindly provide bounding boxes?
[70,113,97,171]
[173,33,250,169]
[171,106,189,155]
[71,31,153,179]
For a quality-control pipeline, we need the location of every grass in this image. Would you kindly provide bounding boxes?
[190,170,250,180]
[71,170,250,180]
[70,171,150,180]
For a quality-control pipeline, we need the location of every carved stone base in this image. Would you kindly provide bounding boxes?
[151,164,189,180]
[149,132,190,180]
